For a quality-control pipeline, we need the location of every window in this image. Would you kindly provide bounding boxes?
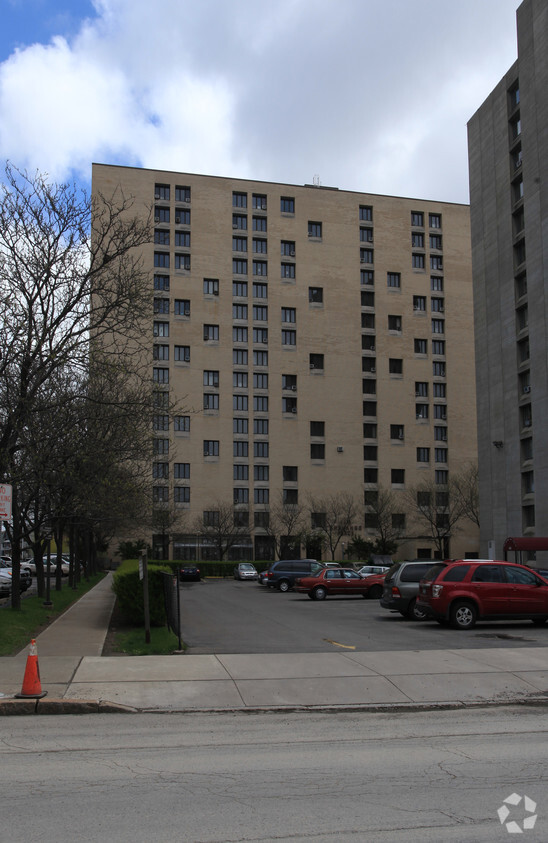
[416,404,429,420]
[233,258,248,275]
[430,256,443,271]
[175,185,190,202]
[253,216,267,232]
[170,299,189,319]
[415,382,428,398]
[310,443,325,460]
[233,191,247,208]
[361,270,374,285]
[413,296,426,312]
[234,441,249,458]
[432,318,445,334]
[173,346,190,364]
[153,439,169,457]
[153,390,168,408]
[254,511,270,529]
[282,374,297,390]
[281,307,296,323]
[203,440,219,457]
[203,370,219,387]
[233,371,248,388]
[233,326,248,343]
[417,448,430,463]
[434,404,447,420]
[254,418,269,434]
[414,338,427,354]
[388,315,402,332]
[153,462,169,479]
[429,213,441,229]
[309,353,324,370]
[174,487,190,504]
[174,415,190,432]
[362,313,375,329]
[391,469,405,485]
[253,260,268,276]
[281,196,295,213]
[387,272,401,288]
[175,231,190,248]
[234,349,249,366]
[253,327,268,344]
[254,488,269,504]
[363,401,377,417]
[281,240,295,256]
[155,206,170,223]
[430,235,442,250]
[253,282,268,298]
[432,340,445,355]
[154,229,170,245]
[153,415,169,431]
[363,424,377,439]
[233,304,248,320]
[233,395,248,411]
[253,373,268,389]
[233,418,248,434]
[252,193,267,210]
[363,379,376,395]
[234,488,249,504]
[360,227,373,242]
[434,426,447,441]
[154,252,169,268]
[389,359,403,375]
[232,214,247,230]
[153,368,169,384]
[203,393,219,410]
[309,286,323,303]
[253,305,268,321]
[155,184,170,201]
[433,361,446,377]
[283,489,298,505]
[153,321,169,337]
[153,344,169,361]
[360,248,374,264]
[254,465,269,482]
[411,211,424,227]
[361,290,374,307]
[412,253,425,269]
[203,278,219,296]
[234,465,249,481]
[232,236,247,252]
[283,465,298,482]
[255,441,269,458]
[153,486,169,503]
[431,275,444,291]
[174,463,190,480]
[175,254,190,271]
[435,470,448,485]
[431,297,444,313]
[412,233,424,248]
[253,238,267,254]
[435,448,448,463]
[392,514,406,530]
[363,445,377,461]
[282,396,297,413]
[253,396,268,412]
[253,350,268,366]
[154,274,170,291]
[433,383,446,398]
[281,263,296,278]
[203,324,219,341]
[310,421,325,436]
[362,335,376,350]
[233,281,248,297]
[308,221,322,238]
[391,424,404,441]
[359,205,373,221]
[175,208,190,225]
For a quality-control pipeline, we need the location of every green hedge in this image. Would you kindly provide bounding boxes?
[112,559,171,626]
[164,560,269,578]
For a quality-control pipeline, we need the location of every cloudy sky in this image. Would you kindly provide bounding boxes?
[0,0,520,203]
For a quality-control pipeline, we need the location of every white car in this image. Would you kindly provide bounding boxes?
[358,565,391,577]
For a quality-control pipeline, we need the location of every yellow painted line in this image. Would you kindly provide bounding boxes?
[324,638,356,650]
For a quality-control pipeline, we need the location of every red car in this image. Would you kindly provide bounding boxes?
[417,559,548,629]
[295,567,381,600]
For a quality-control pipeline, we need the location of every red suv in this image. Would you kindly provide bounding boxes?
[417,560,548,630]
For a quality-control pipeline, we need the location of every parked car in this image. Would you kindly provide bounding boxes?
[417,559,548,629]
[42,556,70,576]
[0,560,31,592]
[234,562,258,580]
[358,564,391,578]
[295,567,379,600]
[265,559,324,592]
[361,572,387,600]
[0,570,11,596]
[257,570,270,585]
[179,564,201,582]
[380,560,438,620]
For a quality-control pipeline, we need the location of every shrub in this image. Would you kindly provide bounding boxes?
[112,559,170,626]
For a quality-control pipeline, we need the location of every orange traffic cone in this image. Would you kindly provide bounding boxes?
[15,639,47,699]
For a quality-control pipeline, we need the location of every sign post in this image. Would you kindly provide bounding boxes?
[0,484,12,521]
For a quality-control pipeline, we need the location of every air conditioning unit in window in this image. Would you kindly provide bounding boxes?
[290,385,297,391]
[290,250,295,256]
[232,223,238,228]
[154,194,160,200]
[184,354,190,362]
[262,337,268,343]
[291,408,297,414]
[309,363,315,369]
[337,446,344,453]
[213,289,219,296]
[175,217,181,224]
[370,367,376,373]
[154,217,160,222]
[398,433,404,439]
[184,308,190,316]
[370,346,375,352]
[524,385,531,393]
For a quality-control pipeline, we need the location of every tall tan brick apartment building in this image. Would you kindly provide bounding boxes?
[468,0,548,561]
[92,164,478,562]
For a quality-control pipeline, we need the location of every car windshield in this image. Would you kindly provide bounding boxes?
[240,564,255,571]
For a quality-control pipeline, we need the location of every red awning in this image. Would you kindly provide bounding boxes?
[503,537,548,553]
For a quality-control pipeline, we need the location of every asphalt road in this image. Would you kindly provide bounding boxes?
[4,707,547,842]
[179,578,548,653]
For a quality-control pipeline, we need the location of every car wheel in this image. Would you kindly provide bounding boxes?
[278,579,291,593]
[367,585,383,600]
[450,600,477,630]
[531,617,548,625]
[406,598,427,621]
[313,586,327,600]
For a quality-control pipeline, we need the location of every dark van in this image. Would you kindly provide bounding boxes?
[266,559,323,592]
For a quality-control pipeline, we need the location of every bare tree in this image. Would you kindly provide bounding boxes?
[307,492,360,560]
[405,478,466,558]
[364,486,407,556]
[452,463,480,528]
[256,493,308,560]
[192,501,250,561]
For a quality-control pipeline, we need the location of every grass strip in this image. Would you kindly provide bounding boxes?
[0,573,106,656]
[111,625,182,655]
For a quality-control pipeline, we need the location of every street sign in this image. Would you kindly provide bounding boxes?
[0,485,12,520]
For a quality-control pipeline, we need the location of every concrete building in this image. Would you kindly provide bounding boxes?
[92,163,478,562]
[468,0,548,561]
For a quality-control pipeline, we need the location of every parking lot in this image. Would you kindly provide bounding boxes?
[179,577,548,654]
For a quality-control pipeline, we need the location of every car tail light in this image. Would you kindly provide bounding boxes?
[391,586,400,597]
[267,571,273,579]
[432,585,443,598]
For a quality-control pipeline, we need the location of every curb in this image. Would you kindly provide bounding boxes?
[0,698,137,715]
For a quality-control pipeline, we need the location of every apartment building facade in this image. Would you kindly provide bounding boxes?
[468,0,548,560]
[92,163,478,562]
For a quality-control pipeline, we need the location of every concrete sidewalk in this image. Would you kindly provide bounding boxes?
[1,574,548,714]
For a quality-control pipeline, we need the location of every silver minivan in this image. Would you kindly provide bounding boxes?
[380,560,437,620]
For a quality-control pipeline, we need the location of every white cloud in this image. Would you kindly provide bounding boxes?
[0,0,520,201]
